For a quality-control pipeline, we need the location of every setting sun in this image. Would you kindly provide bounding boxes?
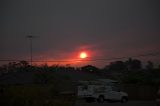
[80,52,87,59]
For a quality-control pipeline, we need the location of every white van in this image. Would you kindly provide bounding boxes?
[77,79,128,103]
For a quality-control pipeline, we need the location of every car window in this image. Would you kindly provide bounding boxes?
[112,86,120,92]
[82,85,88,90]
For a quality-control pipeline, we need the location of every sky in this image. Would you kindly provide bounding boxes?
[1,0,160,67]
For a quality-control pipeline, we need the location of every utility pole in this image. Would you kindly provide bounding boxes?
[26,35,35,66]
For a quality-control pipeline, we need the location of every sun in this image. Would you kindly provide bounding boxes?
[80,52,87,59]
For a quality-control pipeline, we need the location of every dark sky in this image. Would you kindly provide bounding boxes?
[1,0,160,67]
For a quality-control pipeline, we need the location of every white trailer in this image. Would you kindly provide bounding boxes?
[77,79,128,103]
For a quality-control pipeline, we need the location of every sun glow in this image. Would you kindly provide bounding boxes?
[80,52,87,59]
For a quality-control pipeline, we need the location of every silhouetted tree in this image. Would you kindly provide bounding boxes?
[132,59,142,70]
[7,62,19,72]
[146,61,154,70]
[126,58,142,70]
[108,61,126,71]
[125,58,132,70]
[81,65,99,72]
[66,66,75,71]
[0,64,8,74]
[19,61,29,68]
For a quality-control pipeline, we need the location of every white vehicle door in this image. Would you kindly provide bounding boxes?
[110,86,122,100]
[105,86,121,100]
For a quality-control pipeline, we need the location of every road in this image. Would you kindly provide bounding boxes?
[75,100,157,106]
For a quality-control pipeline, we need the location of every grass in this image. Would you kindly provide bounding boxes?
[0,85,76,106]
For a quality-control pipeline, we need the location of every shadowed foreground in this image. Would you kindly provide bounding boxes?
[0,85,76,106]
[75,100,157,106]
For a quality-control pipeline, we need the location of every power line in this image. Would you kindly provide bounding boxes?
[0,52,160,63]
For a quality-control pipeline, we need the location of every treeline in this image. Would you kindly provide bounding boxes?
[0,58,160,85]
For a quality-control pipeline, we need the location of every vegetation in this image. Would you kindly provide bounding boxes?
[0,85,75,106]
[0,58,160,85]
[0,58,160,104]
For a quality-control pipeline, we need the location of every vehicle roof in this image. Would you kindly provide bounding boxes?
[78,79,118,85]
